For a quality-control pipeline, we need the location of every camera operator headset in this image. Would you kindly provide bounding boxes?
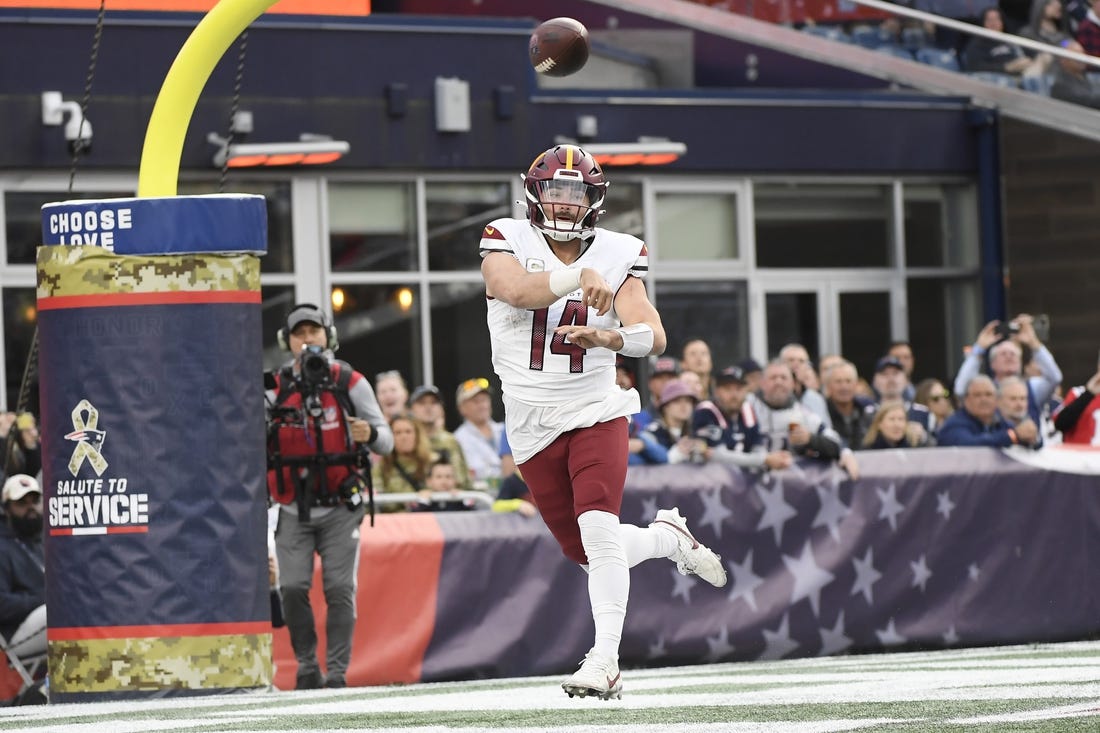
[265,303,394,690]
[265,303,393,524]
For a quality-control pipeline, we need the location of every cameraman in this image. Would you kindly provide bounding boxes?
[265,304,393,690]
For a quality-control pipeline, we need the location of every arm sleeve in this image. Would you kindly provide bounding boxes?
[348,377,394,455]
[953,349,983,396]
[1026,346,1062,406]
[1053,387,1091,433]
[636,430,669,464]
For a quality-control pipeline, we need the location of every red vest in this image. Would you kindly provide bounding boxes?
[267,371,358,505]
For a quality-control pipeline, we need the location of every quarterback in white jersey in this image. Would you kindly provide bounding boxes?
[479,144,726,702]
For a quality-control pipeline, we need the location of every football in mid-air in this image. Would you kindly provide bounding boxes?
[529,17,590,77]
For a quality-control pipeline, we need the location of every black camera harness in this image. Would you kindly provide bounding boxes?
[267,361,375,525]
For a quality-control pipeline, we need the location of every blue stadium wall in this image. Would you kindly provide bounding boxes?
[0,11,980,177]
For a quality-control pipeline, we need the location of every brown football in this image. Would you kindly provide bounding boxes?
[529,17,590,77]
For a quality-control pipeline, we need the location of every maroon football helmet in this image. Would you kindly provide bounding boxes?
[522,144,608,241]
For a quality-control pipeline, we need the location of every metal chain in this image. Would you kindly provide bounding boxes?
[219,30,249,192]
[5,0,106,478]
[68,0,107,192]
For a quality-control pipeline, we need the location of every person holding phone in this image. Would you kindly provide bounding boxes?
[952,314,1062,427]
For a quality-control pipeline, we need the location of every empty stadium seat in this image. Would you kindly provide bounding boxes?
[916,47,960,72]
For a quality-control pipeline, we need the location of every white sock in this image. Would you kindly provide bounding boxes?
[619,523,678,568]
[577,510,629,661]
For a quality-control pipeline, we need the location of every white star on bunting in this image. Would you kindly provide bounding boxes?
[850,547,882,605]
[698,486,733,538]
[648,636,668,659]
[968,563,981,581]
[876,618,907,647]
[727,548,765,612]
[812,480,850,543]
[818,611,852,656]
[704,626,736,662]
[640,496,659,524]
[671,567,696,604]
[876,482,905,531]
[756,476,799,545]
[759,613,800,660]
[935,490,955,521]
[910,554,933,593]
[783,540,835,617]
[942,625,959,646]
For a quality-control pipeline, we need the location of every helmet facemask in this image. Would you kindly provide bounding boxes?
[522,146,608,242]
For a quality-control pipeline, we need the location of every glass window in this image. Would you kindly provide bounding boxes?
[904,184,980,268]
[655,279,749,377]
[907,277,981,386]
[5,191,131,264]
[329,283,423,389]
[329,183,416,272]
[838,291,892,378]
[655,191,738,260]
[427,181,511,272]
[2,288,38,411]
[429,282,499,430]
[765,292,819,361]
[261,284,298,372]
[755,183,892,268]
[177,180,294,273]
[600,181,643,238]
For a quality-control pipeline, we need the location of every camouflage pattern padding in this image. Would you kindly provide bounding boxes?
[37,245,260,299]
[48,633,272,693]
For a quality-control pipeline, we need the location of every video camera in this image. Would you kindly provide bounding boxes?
[295,345,331,417]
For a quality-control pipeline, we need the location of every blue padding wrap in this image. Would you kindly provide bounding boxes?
[40,194,268,255]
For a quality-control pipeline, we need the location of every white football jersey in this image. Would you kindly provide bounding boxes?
[480,218,648,461]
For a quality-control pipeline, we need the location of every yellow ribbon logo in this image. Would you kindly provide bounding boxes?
[64,399,109,477]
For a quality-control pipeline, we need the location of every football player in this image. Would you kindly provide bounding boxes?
[479,144,727,701]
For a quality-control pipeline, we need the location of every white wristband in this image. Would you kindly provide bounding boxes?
[613,323,655,358]
[549,269,582,298]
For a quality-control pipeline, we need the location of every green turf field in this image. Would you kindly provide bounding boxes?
[2,640,1097,732]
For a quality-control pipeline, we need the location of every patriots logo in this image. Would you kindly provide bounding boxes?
[65,428,107,453]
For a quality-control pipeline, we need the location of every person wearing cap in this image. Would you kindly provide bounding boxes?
[693,367,792,471]
[0,474,46,666]
[630,379,697,464]
[408,385,472,490]
[736,358,764,393]
[453,378,505,486]
[633,355,680,434]
[886,341,918,402]
[266,303,394,690]
[748,361,859,478]
[872,355,934,442]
